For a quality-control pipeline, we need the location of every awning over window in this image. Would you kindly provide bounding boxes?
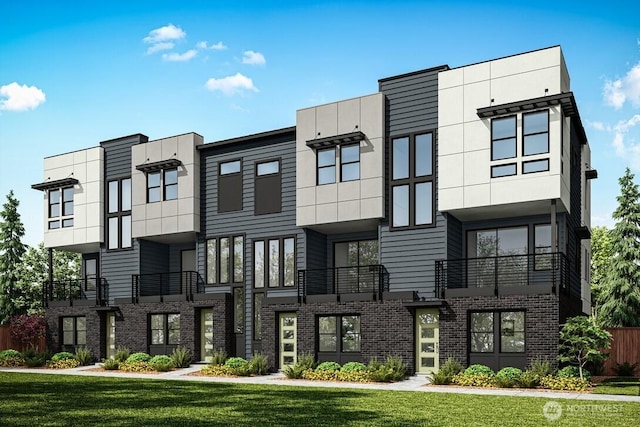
[575,226,591,240]
[306,131,365,149]
[31,177,79,191]
[585,169,598,180]
[135,158,182,172]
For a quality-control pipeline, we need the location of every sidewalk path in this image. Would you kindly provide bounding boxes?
[2,365,639,403]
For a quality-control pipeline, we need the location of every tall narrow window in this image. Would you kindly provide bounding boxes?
[107,178,132,250]
[234,288,244,334]
[147,171,161,203]
[534,224,552,270]
[255,159,281,215]
[62,187,74,216]
[218,160,242,212]
[206,235,244,285]
[254,237,295,288]
[523,110,549,156]
[253,293,264,341]
[340,144,360,182]
[390,132,434,229]
[48,187,74,229]
[206,239,217,285]
[164,168,178,200]
[268,239,280,287]
[317,148,336,185]
[470,312,493,353]
[233,236,244,283]
[254,241,265,288]
[491,116,516,160]
[283,238,295,287]
[220,237,230,284]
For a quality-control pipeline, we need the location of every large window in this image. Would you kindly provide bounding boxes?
[255,159,281,214]
[390,132,434,229]
[149,313,180,355]
[470,311,525,354]
[253,237,295,288]
[317,148,336,185]
[318,315,361,355]
[62,316,86,349]
[48,187,74,229]
[523,110,549,156]
[534,224,552,270]
[107,178,132,250]
[491,116,517,160]
[218,160,242,212]
[206,235,244,285]
[467,227,528,287]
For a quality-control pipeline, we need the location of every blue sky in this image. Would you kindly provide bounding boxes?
[1,0,639,247]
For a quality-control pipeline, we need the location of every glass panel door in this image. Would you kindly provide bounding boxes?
[201,309,214,362]
[279,313,297,369]
[416,308,439,374]
[106,312,116,360]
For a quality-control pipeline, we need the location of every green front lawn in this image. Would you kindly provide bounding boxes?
[592,377,640,396]
[0,372,639,426]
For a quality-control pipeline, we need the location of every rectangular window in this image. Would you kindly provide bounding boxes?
[150,313,180,346]
[255,159,281,214]
[121,178,131,211]
[108,217,119,250]
[62,187,74,216]
[317,148,336,185]
[206,235,244,285]
[218,160,243,212]
[62,218,74,228]
[523,110,549,156]
[48,187,74,228]
[470,312,493,353]
[391,132,434,229]
[254,236,295,288]
[121,215,132,248]
[49,189,60,218]
[491,116,516,160]
[500,311,525,352]
[340,144,360,182]
[491,163,517,178]
[61,316,86,348]
[234,288,244,334]
[253,293,264,341]
[147,171,161,203]
[164,168,178,200]
[107,178,132,251]
[108,181,119,213]
[317,315,361,354]
[522,159,549,174]
[534,224,552,270]
[318,316,337,352]
[470,311,525,355]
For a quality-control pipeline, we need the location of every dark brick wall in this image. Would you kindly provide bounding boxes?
[262,298,415,372]
[440,294,560,371]
[45,305,102,358]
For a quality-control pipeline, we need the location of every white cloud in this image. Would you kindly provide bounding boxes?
[0,82,46,111]
[604,62,640,109]
[144,24,186,44]
[587,120,606,131]
[242,50,266,66]
[611,114,640,168]
[162,49,198,62]
[205,73,258,96]
[198,41,227,50]
[146,42,174,55]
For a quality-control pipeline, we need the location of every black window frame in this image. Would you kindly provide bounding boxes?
[163,168,178,201]
[254,158,282,215]
[390,131,435,230]
[205,234,244,285]
[317,147,336,185]
[61,316,86,350]
[316,314,361,356]
[253,236,296,288]
[468,310,526,355]
[149,313,181,355]
[253,292,264,341]
[491,163,517,178]
[491,115,517,161]
[106,177,132,251]
[522,159,549,174]
[522,110,550,157]
[147,171,162,203]
[218,159,243,213]
[340,143,360,182]
[48,186,74,230]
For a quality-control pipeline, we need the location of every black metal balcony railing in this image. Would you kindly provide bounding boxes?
[131,271,205,302]
[435,252,568,297]
[43,277,109,306]
[298,265,389,300]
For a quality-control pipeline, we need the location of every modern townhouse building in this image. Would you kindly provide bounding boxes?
[33,45,594,373]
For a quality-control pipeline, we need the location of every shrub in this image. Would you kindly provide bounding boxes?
[126,352,152,363]
[119,361,154,372]
[430,357,464,385]
[558,366,591,382]
[22,349,48,368]
[74,347,93,366]
[9,313,45,349]
[451,373,494,387]
[464,364,494,376]
[539,375,590,391]
[316,361,341,372]
[102,359,120,370]
[429,370,454,385]
[51,352,75,362]
[367,356,407,382]
[527,356,553,377]
[48,359,80,369]
[200,365,235,376]
[249,352,269,375]
[225,357,249,369]
[283,353,315,379]
[114,347,130,363]
[171,347,192,368]
[495,367,523,388]
[518,370,541,388]
[211,350,227,366]
[613,361,638,377]
[341,362,366,372]
[0,349,25,367]
[150,355,175,372]
[301,369,371,383]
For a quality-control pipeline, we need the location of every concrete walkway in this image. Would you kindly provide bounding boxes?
[2,364,640,403]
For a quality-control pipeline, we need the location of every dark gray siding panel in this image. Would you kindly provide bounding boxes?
[101,134,147,180]
[101,242,140,302]
[446,214,463,260]
[305,229,326,272]
[169,242,196,272]
[139,239,169,276]
[199,134,302,357]
[567,121,584,298]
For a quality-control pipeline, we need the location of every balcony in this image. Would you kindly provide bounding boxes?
[298,265,389,302]
[131,271,205,303]
[44,278,109,307]
[435,252,568,298]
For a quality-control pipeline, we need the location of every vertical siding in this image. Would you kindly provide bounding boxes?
[567,121,584,297]
[379,68,447,297]
[199,132,302,357]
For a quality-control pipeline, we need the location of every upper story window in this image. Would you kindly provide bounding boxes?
[390,132,434,229]
[523,110,549,156]
[147,169,177,203]
[491,116,517,160]
[164,169,178,200]
[254,236,295,288]
[107,178,132,250]
[255,159,281,215]
[218,160,242,212]
[317,148,336,185]
[206,235,244,285]
[340,144,360,182]
[48,187,74,229]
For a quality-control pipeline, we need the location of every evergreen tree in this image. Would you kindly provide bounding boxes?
[598,168,640,327]
[590,226,612,317]
[0,190,27,324]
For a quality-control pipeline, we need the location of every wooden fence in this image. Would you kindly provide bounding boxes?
[602,327,640,376]
[0,325,46,353]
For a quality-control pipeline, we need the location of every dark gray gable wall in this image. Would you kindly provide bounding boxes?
[378,67,448,299]
[198,130,302,356]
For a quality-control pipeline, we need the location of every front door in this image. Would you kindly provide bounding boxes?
[201,309,214,362]
[106,312,116,360]
[279,312,297,369]
[416,308,439,373]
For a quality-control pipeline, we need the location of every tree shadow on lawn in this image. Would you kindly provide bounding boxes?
[0,373,399,426]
